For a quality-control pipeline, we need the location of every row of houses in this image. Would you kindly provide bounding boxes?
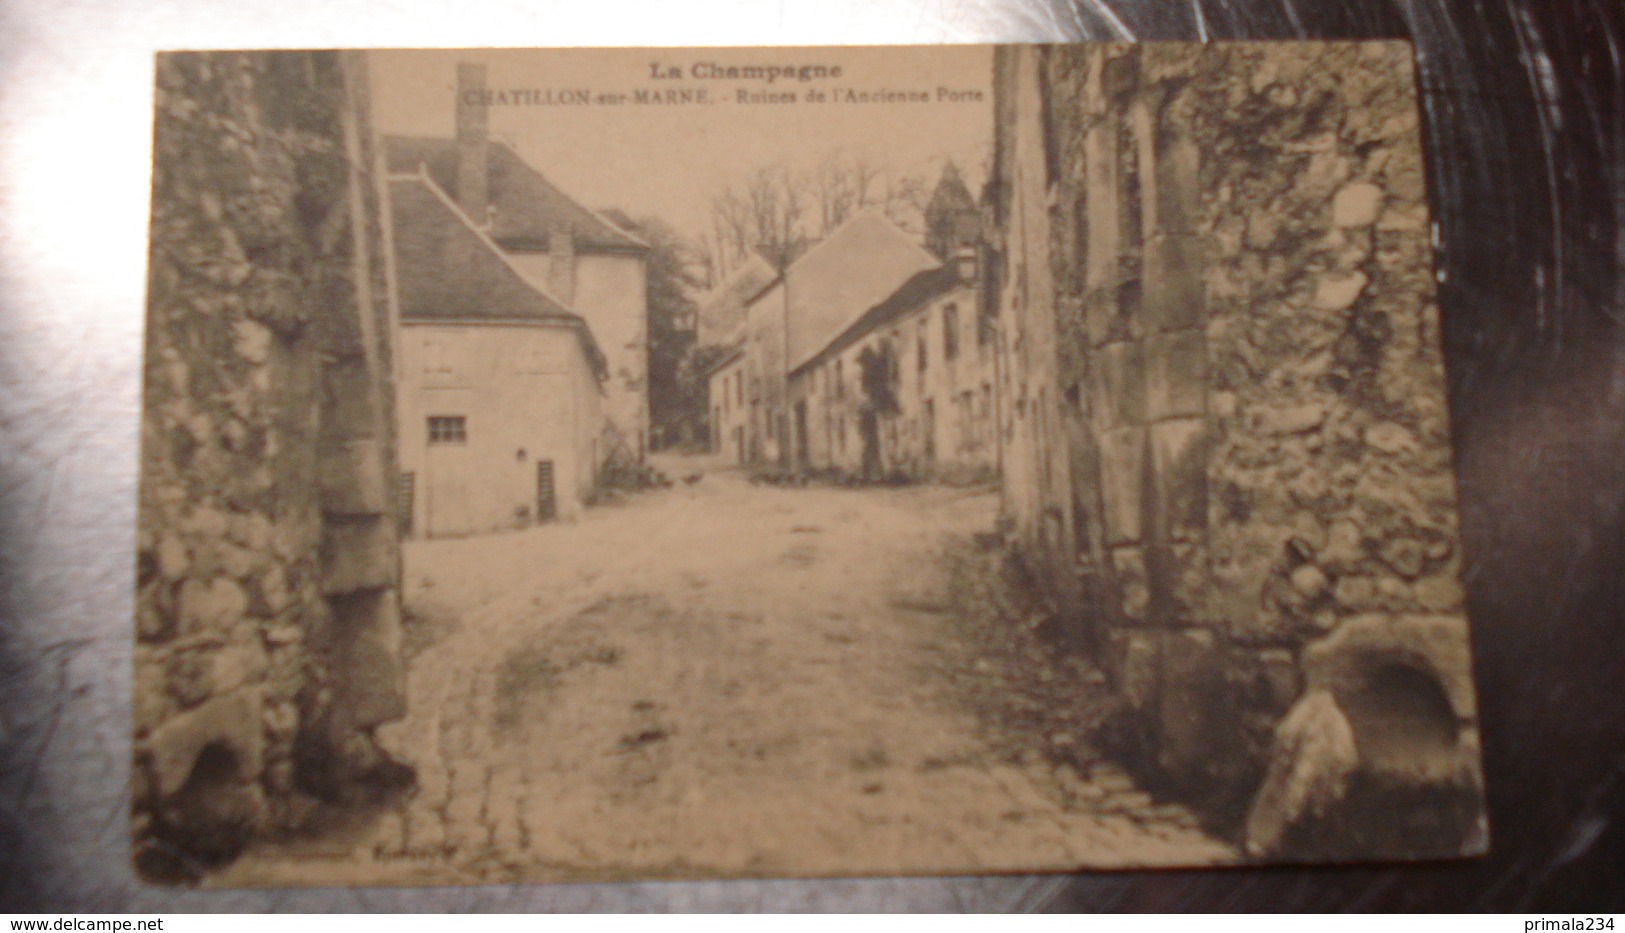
[387,63,651,538]
[703,166,998,483]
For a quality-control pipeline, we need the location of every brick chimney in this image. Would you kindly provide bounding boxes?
[548,228,576,305]
[455,63,489,225]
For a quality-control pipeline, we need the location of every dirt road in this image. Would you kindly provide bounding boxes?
[222,458,1234,885]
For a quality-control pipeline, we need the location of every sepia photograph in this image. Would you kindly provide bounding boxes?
[132,43,1488,886]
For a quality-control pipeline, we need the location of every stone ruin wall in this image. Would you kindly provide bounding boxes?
[1003,42,1483,856]
[135,50,409,879]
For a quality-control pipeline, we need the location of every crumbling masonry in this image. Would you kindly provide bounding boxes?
[135,51,410,879]
[986,43,1485,858]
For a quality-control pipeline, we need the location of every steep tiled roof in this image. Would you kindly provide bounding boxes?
[697,253,779,345]
[384,135,647,254]
[790,266,961,376]
[699,344,747,378]
[756,210,941,371]
[387,175,607,377]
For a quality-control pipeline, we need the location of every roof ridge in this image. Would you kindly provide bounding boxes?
[391,172,584,322]
[382,135,647,253]
[791,264,958,375]
[790,208,936,276]
[486,140,650,251]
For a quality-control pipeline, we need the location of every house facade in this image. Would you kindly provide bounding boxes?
[696,253,778,347]
[704,347,749,465]
[390,174,607,538]
[740,210,942,468]
[385,63,650,463]
[787,264,995,482]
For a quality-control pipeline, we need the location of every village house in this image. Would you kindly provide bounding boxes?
[384,63,651,463]
[787,255,994,482]
[984,43,1481,857]
[703,344,749,465]
[740,210,942,468]
[390,171,608,537]
[696,252,778,347]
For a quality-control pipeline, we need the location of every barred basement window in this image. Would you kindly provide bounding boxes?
[428,415,467,444]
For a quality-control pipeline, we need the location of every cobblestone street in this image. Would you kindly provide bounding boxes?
[220,459,1236,885]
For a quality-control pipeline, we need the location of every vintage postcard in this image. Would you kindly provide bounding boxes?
[134,43,1486,886]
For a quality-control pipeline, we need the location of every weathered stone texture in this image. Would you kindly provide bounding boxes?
[988,42,1479,857]
[135,50,408,880]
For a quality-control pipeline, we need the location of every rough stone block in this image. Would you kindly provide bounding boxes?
[1212,559,1280,643]
[1259,401,1328,435]
[206,640,269,695]
[1116,631,1160,711]
[1098,427,1146,546]
[1301,612,1477,799]
[1155,134,1202,235]
[134,653,173,736]
[319,516,397,595]
[1165,541,1210,623]
[182,506,231,540]
[219,543,267,581]
[233,318,274,364]
[1089,340,1146,428]
[1111,545,1149,621]
[178,577,249,636]
[1157,628,1231,783]
[1151,417,1210,542]
[226,511,274,552]
[319,438,391,515]
[1144,234,1206,333]
[156,533,191,580]
[1332,182,1384,228]
[1243,689,1359,857]
[1084,287,1136,349]
[1414,573,1465,612]
[1379,536,1427,578]
[1313,270,1369,311]
[320,358,383,440]
[145,687,265,798]
[248,563,292,617]
[1303,612,1476,723]
[1258,648,1301,712]
[327,589,408,731]
[1145,330,1207,420]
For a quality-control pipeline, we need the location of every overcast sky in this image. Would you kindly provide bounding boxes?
[368,46,993,251]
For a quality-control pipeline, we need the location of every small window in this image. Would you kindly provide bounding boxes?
[428,415,467,444]
[943,304,960,361]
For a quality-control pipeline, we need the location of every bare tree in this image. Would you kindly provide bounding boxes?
[880,171,930,237]
[709,189,756,282]
[809,150,883,238]
[703,154,940,278]
[742,166,806,270]
[706,165,807,275]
